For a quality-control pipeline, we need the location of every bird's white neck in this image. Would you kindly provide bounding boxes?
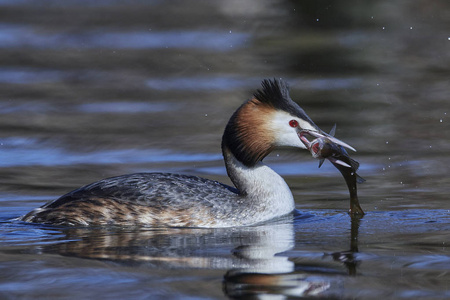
[222,147,295,221]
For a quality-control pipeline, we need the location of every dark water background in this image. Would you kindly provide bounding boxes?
[0,1,449,299]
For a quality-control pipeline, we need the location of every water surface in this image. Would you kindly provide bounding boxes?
[0,1,449,299]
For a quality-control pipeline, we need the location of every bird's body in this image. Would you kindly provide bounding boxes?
[20,79,353,227]
[23,169,293,227]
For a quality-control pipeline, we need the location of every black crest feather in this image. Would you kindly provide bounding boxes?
[253,78,316,123]
[253,78,290,109]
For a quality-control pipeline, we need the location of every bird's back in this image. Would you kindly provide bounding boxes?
[21,173,241,227]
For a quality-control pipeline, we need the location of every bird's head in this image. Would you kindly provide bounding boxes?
[222,78,354,167]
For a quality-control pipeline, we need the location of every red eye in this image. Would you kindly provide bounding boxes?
[289,120,299,128]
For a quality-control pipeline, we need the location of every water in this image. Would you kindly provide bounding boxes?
[0,0,449,299]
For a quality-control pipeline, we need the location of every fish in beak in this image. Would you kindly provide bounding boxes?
[299,127,356,153]
[299,125,365,216]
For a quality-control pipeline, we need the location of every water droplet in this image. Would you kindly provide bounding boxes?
[409,26,413,30]
[382,26,385,30]
[386,141,389,144]
[440,119,443,123]
[204,114,208,117]
[316,18,320,22]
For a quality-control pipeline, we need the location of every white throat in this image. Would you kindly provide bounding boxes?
[223,148,295,222]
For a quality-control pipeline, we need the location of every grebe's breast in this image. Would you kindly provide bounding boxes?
[21,173,245,227]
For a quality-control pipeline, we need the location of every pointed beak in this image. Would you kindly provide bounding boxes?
[298,129,356,152]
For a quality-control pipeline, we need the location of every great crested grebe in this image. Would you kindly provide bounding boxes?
[21,79,354,227]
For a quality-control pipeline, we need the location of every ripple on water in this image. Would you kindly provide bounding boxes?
[145,76,362,91]
[0,24,250,51]
[0,140,222,167]
[77,102,177,114]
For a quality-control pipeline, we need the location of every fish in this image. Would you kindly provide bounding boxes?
[300,125,365,216]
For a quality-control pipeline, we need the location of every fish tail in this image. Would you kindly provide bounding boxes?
[356,174,366,184]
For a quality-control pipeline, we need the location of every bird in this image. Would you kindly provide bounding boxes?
[20,79,354,228]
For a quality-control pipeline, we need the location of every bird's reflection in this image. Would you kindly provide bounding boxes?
[37,213,362,299]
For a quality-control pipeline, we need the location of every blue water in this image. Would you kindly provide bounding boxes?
[1,209,449,299]
[0,0,449,299]
[0,24,250,51]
